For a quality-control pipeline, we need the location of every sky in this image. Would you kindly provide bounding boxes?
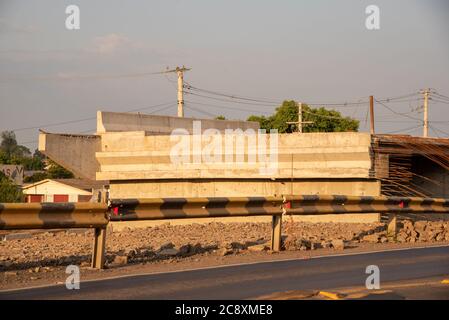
[0,0,448,150]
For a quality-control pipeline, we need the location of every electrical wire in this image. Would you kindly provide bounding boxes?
[16,103,177,146]
[184,91,278,107]
[429,124,449,137]
[185,100,272,115]
[375,99,423,122]
[8,101,177,132]
[430,98,449,105]
[383,125,422,134]
[432,91,449,101]
[184,105,217,118]
[184,82,281,104]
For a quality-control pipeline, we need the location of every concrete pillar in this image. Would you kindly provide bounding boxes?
[92,227,107,269]
[271,215,282,252]
[387,213,397,241]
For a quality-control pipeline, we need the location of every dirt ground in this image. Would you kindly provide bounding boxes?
[1,219,449,290]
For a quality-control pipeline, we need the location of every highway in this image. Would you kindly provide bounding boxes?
[1,245,449,299]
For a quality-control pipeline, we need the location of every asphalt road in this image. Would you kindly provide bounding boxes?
[1,245,449,299]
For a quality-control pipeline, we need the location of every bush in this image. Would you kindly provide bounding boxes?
[0,172,23,203]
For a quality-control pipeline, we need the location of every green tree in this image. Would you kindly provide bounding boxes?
[0,131,31,159]
[0,131,46,170]
[0,172,23,202]
[247,115,272,131]
[215,115,226,120]
[23,172,48,183]
[47,160,74,179]
[247,100,359,133]
[0,131,18,158]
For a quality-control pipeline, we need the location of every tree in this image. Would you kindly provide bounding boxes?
[215,115,226,120]
[0,172,23,202]
[247,100,359,133]
[23,172,48,183]
[0,131,18,158]
[47,160,74,179]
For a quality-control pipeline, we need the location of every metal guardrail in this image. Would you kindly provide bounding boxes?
[0,202,109,268]
[1,195,449,269]
[0,202,108,229]
[283,195,449,215]
[109,197,284,220]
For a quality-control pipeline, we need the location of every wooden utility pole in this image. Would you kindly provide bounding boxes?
[423,88,429,137]
[163,66,190,117]
[286,102,313,133]
[369,95,375,135]
[297,102,303,133]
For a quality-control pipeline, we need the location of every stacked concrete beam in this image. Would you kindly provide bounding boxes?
[39,111,380,200]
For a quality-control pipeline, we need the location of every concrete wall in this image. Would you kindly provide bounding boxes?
[38,132,101,180]
[109,179,380,199]
[97,111,259,134]
[110,213,382,231]
[96,131,373,181]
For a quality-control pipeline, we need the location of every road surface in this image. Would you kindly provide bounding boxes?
[1,245,449,299]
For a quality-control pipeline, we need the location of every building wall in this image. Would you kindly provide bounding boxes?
[23,180,92,203]
[39,132,101,180]
[97,111,260,134]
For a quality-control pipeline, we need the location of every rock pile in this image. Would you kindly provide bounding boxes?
[1,220,448,271]
[396,220,449,243]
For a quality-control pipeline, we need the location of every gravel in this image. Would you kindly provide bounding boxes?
[1,220,448,272]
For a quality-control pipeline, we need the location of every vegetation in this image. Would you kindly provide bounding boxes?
[247,100,359,133]
[0,171,23,202]
[0,131,74,184]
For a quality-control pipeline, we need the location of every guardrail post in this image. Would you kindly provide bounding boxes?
[271,215,282,252]
[387,213,397,241]
[92,227,107,269]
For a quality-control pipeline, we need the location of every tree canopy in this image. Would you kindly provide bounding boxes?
[0,171,23,202]
[0,131,74,183]
[247,100,359,133]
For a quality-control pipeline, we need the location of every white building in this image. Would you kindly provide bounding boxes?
[22,179,106,203]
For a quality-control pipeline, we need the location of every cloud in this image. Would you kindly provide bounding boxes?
[90,33,134,54]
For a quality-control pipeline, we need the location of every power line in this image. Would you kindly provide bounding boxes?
[374,99,423,122]
[185,82,373,107]
[383,124,422,134]
[185,100,272,115]
[16,103,177,146]
[430,98,449,105]
[431,91,449,101]
[184,91,279,107]
[8,101,177,132]
[377,92,421,102]
[184,83,433,112]
[184,82,281,104]
[302,109,356,120]
[429,124,449,137]
[184,105,217,118]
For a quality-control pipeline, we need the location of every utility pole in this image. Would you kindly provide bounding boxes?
[297,102,303,133]
[423,88,429,137]
[286,101,313,133]
[369,95,375,135]
[163,66,191,117]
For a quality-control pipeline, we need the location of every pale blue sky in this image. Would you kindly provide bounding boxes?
[1,0,448,149]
